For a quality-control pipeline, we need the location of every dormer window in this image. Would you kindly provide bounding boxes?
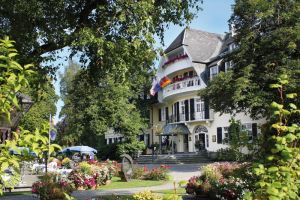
[225,60,234,72]
[229,43,237,52]
[210,65,219,80]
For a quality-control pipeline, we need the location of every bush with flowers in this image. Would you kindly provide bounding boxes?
[62,157,72,169]
[32,173,74,200]
[67,160,117,190]
[144,165,171,181]
[185,162,254,199]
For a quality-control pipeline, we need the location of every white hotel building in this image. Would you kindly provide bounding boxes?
[149,28,265,154]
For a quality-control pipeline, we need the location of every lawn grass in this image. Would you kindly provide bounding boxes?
[155,187,186,195]
[99,176,166,190]
[3,191,32,196]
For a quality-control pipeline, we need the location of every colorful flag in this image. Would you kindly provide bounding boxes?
[159,76,171,88]
[150,77,160,96]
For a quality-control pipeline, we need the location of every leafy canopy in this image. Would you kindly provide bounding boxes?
[200,0,300,119]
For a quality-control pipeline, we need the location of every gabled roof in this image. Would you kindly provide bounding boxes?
[164,28,224,63]
[164,29,185,53]
[165,28,223,62]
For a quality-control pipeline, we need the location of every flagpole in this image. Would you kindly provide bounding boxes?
[46,114,51,173]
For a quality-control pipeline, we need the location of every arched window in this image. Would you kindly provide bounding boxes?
[194,126,208,134]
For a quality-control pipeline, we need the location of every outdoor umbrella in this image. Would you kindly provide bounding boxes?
[61,146,97,154]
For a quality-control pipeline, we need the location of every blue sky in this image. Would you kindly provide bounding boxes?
[53,0,234,122]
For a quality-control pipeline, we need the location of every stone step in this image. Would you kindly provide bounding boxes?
[136,153,210,164]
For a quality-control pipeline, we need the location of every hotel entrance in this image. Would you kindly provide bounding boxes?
[194,126,208,151]
[158,123,190,154]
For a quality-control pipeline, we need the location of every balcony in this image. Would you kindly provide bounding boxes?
[166,111,214,124]
[162,77,204,99]
[162,56,193,76]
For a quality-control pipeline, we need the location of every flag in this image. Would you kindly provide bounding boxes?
[50,129,57,141]
[159,76,171,88]
[150,77,160,96]
[49,115,57,141]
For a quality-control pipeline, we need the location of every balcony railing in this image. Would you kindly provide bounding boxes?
[165,111,214,124]
[163,77,203,99]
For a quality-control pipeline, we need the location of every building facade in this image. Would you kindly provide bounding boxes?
[149,28,265,153]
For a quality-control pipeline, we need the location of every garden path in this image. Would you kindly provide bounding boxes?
[0,163,210,200]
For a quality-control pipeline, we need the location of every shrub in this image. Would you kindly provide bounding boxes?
[117,140,146,158]
[186,162,252,198]
[32,173,74,200]
[144,165,170,181]
[132,166,147,179]
[62,157,72,168]
[133,191,162,200]
[67,160,117,189]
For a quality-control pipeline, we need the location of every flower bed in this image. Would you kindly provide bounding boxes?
[185,162,254,199]
[67,160,118,190]
[32,173,74,200]
[32,160,118,197]
[143,165,170,181]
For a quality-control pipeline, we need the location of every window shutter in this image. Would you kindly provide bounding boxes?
[158,108,161,121]
[217,127,222,144]
[185,100,189,121]
[219,63,225,72]
[176,102,180,122]
[190,99,195,120]
[165,107,169,122]
[207,68,210,82]
[252,123,258,138]
[204,98,209,119]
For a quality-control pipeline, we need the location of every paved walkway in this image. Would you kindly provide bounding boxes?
[0,163,209,200]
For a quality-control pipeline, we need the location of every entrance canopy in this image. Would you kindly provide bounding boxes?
[161,123,190,136]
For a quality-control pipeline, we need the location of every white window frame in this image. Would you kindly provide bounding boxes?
[210,65,219,80]
[223,126,229,144]
[242,123,253,140]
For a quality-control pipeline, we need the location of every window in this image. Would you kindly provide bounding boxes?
[223,127,229,144]
[225,61,234,72]
[181,101,185,114]
[229,43,237,52]
[158,108,166,121]
[210,65,219,80]
[242,123,253,140]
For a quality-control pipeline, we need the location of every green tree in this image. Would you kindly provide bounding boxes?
[200,0,300,120]
[246,75,300,200]
[19,82,58,131]
[0,38,60,195]
[0,0,201,76]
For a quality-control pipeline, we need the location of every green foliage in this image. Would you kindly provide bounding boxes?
[18,123,61,159]
[247,75,300,200]
[0,0,201,75]
[0,38,34,196]
[0,38,61,197]
[117,140,146,158]
[32,173,74,200]
[20,82,58,131]
[0,37,34,121]
[200,0,300,120]
[144,165,170,181]
[133,190,162,200]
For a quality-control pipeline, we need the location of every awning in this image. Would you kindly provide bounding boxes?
[161,123,190,136]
